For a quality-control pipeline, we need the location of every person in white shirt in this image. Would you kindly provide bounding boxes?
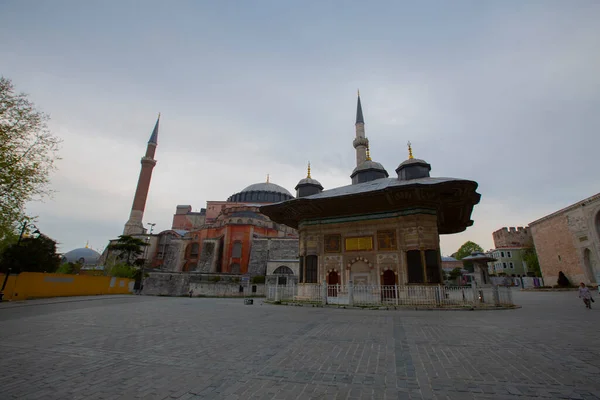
[578,282,593,309]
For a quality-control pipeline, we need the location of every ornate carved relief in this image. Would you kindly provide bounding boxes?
[377,253,399,263]
[346,256,373,270]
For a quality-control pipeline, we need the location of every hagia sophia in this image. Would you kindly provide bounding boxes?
[100,92,482,289]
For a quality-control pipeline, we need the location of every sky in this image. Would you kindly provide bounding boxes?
[1,0,599,256]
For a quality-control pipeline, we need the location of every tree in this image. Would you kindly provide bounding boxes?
[455,241,484,273]
[455,241,484,259]
[0,77,61,247]
[522,247,541,277]
[107,235,149,266]
[0,233,61,274]
[449,267,463,281]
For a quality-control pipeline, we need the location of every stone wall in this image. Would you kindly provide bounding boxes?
[196,238,221,273]
[143,272,265,297]
[531,214,587,285]
[162,239,186,272]
[247,238,299,276]
[143,272,190,296]
[492,227,532,248]
[530,193,600,285]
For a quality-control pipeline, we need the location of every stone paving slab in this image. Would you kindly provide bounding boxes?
[0,290,598,399]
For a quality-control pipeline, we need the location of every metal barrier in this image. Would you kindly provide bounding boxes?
[266,283,515,307]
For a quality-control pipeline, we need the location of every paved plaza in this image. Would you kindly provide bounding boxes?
[0,290,599,400]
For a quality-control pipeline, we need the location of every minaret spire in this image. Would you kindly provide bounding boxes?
[123,116,160,235]
[356,89,364,124]
[352,90,369,167]
[148,113,160,144]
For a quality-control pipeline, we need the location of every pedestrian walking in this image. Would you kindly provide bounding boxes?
[578,282,594,309]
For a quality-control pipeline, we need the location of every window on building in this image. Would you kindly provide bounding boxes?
[189,243,200,258]
[510,262,514,269]
[425,250,441,283]
[503,262,507,268]
[507,251,512,258]
[299,256,304,283]
[305,255,318,283]
[232,241,242,258]
[407,250,424,283]
[500,251,505,257]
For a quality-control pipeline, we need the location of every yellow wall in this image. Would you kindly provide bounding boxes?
[0,272,134,301]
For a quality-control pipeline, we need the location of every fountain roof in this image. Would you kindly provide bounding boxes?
[260,176,481,234]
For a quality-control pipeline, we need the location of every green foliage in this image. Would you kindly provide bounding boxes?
[108,263,137,279]
[522,247,541,277]
[210,275,221,282]
[449,267,462,280]
[0,77,61,248]
[0,233,61,274]
[455,241,484,260]
[251,275,265,284]
[56,262,81,275]
[107,235,149,265]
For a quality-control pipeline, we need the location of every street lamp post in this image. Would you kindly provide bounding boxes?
[0,221,39,302]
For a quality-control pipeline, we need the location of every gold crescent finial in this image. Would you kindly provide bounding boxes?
[366,145,372,161]
[307,161,311,178]
[408,141,414,159]
[85,241,89,248]
[266,173,270,183]
[357,89,360,97]
[157,112,161,119]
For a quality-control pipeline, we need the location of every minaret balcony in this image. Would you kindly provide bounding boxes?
[353,136,369,149]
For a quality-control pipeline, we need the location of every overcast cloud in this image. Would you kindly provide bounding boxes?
[1,0,599,255]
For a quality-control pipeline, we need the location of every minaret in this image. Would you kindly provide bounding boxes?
[352,90,369,166]
[123,114,160,235]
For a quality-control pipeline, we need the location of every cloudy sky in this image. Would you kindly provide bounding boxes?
[1,1,599,255]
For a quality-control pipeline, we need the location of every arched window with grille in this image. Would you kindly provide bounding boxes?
[305,255,318,283]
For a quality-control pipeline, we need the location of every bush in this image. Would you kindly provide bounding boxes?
[56,262,81,275]
[251,276,265,284]
[557,271,570,287]
[108,263,137,279]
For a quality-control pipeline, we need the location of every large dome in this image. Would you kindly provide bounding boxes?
[227,182,294,203]
[61,247,101,265]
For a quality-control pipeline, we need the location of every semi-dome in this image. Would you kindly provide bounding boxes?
[227,180,294,203]
[61,247,101,266]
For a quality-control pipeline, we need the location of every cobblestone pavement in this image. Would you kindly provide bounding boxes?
[1,290,599,400]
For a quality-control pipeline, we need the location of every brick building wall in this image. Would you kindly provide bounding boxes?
[530,192,600,286]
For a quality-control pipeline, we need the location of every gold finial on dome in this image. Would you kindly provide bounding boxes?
[266,173,270,183]
[366,145,372,161]
[85,241,89,249]
[307,162,311,178]
[407,141,414,159]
